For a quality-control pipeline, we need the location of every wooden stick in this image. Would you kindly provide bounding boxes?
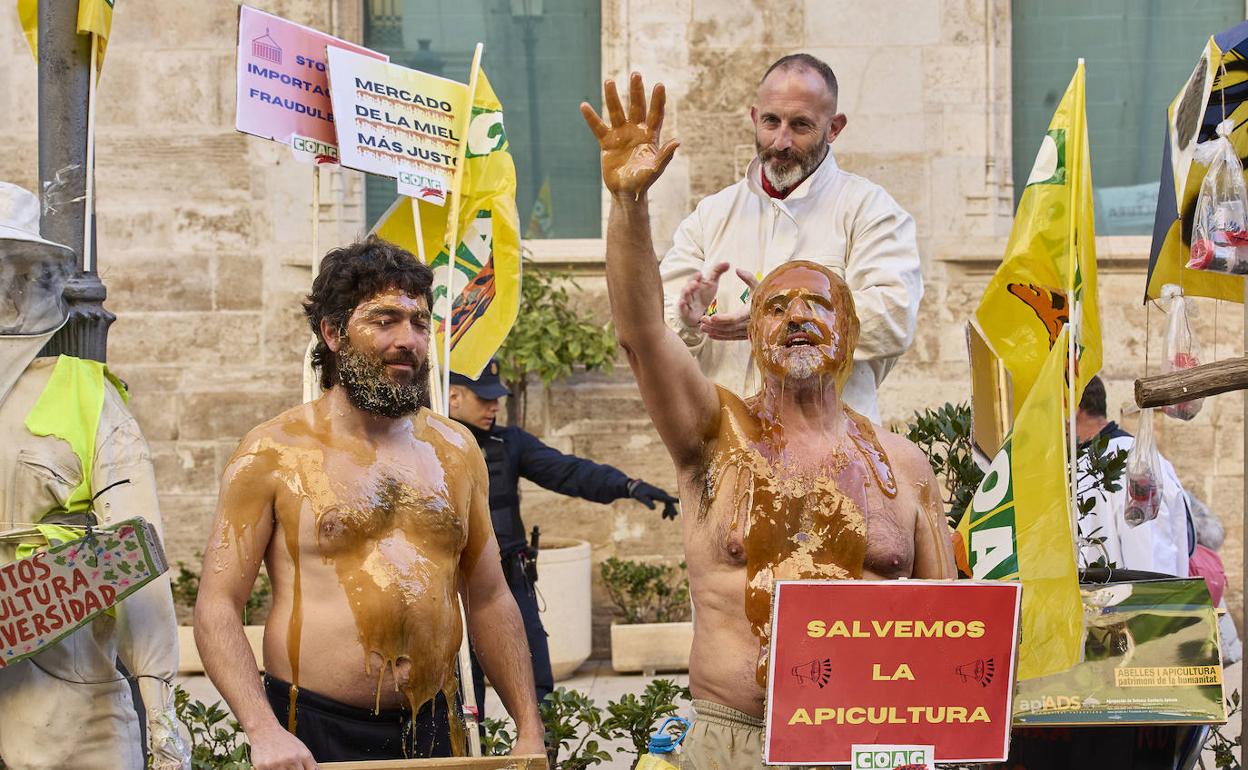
[322,755,547,770]
[441,42,484,414]
[1134,357,1248,408]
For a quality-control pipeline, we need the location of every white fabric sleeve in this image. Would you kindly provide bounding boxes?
[91,386,185,766]
[659,206,710,352]
[845,192,923,375]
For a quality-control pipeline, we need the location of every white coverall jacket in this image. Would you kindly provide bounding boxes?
[1077,430,1190,578]
[0,329,181,770]
[659,150,923,422]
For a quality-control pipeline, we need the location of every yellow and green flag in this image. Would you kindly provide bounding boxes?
[954,327,1082,680]
[374,70,521,380]
[19,0,115,72]
[975,62,1101,415]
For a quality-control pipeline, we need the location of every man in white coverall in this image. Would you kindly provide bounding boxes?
[661,53,921,422]
[0,182,186,769]
[1075,376,1191,577]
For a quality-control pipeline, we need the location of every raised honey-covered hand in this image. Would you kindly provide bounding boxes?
[580,72,679,198]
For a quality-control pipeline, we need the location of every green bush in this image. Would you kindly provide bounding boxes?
[902,402,983,528]
[170,558,272,625]
[495,259,617,428]
[484,679,692,770]
[600,557,691,625]
[602,679,691,761]
[172,685,250,770]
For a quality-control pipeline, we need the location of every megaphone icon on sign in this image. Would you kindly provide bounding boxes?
[791,658,832,688]
[955,657,995,687]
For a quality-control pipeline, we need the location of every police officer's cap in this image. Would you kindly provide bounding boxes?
[449,359,512,400]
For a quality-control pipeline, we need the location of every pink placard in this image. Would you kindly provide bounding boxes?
[235,5,387,160]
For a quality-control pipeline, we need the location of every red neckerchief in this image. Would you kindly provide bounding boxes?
[759,170,793,200]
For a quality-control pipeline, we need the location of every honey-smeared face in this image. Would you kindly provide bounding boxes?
[328,290,432,417]
[749,264,856,387]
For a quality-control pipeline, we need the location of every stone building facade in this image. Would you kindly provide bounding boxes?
[0,0,1241,656]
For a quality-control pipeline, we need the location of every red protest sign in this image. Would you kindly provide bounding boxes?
[764,580,1022,765]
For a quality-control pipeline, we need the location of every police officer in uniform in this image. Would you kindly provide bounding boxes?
[448,360,678,716]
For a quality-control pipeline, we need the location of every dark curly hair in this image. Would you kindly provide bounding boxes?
[303,236,434,391]
[1079,375,1107,418]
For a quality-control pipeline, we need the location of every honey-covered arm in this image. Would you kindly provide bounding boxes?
[581,73,720,469]
[194,437,316,770]
[460,444,545,755]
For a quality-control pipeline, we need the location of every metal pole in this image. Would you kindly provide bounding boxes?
[523,17,542,202]
[37,0,114,362]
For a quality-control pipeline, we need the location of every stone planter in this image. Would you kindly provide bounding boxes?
[536,537,592,681]
[178,625,265,674]
[610,621,694,675]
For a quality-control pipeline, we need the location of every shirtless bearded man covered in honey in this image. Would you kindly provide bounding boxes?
[581,75,957,770]
[195,239,544,769]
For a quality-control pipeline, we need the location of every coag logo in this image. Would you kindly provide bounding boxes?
[851,746,933,770]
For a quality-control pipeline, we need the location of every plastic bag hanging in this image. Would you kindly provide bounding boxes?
[1187,119,1248,274]
[1159,284,1205,421]
[1123,409,1163,527]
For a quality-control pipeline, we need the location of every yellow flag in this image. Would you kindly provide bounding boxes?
[374,70,521,380]
[18,0,115,71]
[975,62,1100,415]
[1146,36,1248,303]
[954,327,1082,680]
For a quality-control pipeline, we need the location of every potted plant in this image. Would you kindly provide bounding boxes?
[495,257,618,680]
[170,558,271,674]
[602,557,693,675]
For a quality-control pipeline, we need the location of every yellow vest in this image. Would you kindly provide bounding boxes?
[15,355,128,559]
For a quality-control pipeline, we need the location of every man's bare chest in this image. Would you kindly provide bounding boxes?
[270,443,469,557]
[694,423,917,576]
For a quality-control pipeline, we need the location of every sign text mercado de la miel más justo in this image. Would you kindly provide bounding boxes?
[765,580,1022,766]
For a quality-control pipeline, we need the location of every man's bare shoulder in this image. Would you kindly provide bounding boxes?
[875,427,937,486]
[226,401,320,469]
[419,410,477,455]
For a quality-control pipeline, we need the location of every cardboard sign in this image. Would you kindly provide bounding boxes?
[235,5,387,161]
[325,46,469,205]
[764,580,1021,765]
[0,518,168,668]
[1013,578,1226,726]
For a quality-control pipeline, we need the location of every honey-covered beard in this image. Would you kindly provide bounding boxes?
[336,337,430,418]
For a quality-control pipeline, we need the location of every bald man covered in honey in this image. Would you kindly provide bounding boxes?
[194,238,544,769]
[582,75,956,770]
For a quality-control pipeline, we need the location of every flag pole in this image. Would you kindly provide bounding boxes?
[311,165,321,274]
[441,43,484,415]
[302,165,324,404]
[1066,60,1084,566]
[445,42,485,758]
[83,35,98,273]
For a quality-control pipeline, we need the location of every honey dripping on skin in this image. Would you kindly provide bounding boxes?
[721,395,899,684]
[218,412,477,752]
